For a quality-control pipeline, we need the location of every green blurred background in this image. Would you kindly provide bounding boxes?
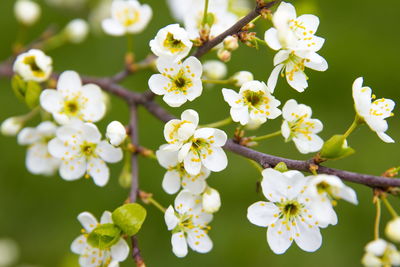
[0,0,399,266]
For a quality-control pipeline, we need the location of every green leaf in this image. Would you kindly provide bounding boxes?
[11,75,26,102]
[25,81,42,109]
[87,223,121,250]
[112,203,147,236]
[320,135,355,160]
[205,13,215,27]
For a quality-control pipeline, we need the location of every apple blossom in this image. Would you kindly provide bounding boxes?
[102,0,152,36]
[71,211,129,266]
[352,77,395,143]
[281,99,323,154]
[149,57,203,107]
[40,71,106,125]
[17,121,60,176]
[156,146,210,195]
[13,49,52,82]
[106,121,127,147]
[306,174,358,226]
[222,80,281,125]
[14,0,41,26]
[164,190,213,257]
[265,2,327,92]
[48,120,122,186]
[247,168,328,254]
[150,24,192,63]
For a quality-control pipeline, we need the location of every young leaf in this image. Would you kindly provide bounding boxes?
[112,203,147,236]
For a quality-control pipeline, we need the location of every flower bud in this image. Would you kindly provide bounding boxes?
[106,121,127,146]
[0,239,19,267]
[223,36,239,51]
[244,118,262,130]
[232,71,254,87]
[386,217,400,243]
[217,49,231,62]
[365,239,387,256]
[361,252,381,267]
[14,0,41,26]
[202,60,227,80]
[13,49,52,82]
[64,19,89,43]
[202,187,221,213]
[1,117,24,136]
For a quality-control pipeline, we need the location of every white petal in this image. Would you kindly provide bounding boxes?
[294,220,322,252]
[181,109,199,126]
[40,90,63,113]
[222,88,242,108]
[247,201,279,227]
[162,170,181,195]
[187,229,213,253]
[59,157,86,180]
[96,141,123,163]
[110,238,130,261]
[78,212,98,232]
[286,69,308,92]
[267,64,284,93]
[87,157,110,187]
[183,149,202,175]
[377,131,395,143]
[231,106,249,125]
[100,211,113,224]
[267,220,293,254]
[71,235,87,254]
[148,74,170,95]
[57,71,82,96]
[102,18,125,36]
[201,146,228,172]
[264,28,282,50]
[171,232,188,258]
[165,206,179,230]
[156,147,179,169]
[174,190,196,214]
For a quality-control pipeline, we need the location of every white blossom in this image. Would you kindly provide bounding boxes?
[202,187,221,213]
[48,120,122,186]
[232,71,254,87]
[14,0,41,26]
[306,174,358,226]
[1,117,24,136]
[150,24,192,63]
[265,2,327,92]
[106,121,127,147]
[164,190,213,257]
[71,211,129,266]
[156,146,210,195]
[0,239,19,267]
[352,77,395,143]
[362,239,400,267]
[102,0,152,36]
[247,168,328,254]
[202,60,227,80]
[40,71,106,125]
[222,80,281,125]
[64,19,89,43]
[13,49,52,82]
[18,121,60,176]
[149,57,203,107]
[281,99,323,154]
[386,218,400,243]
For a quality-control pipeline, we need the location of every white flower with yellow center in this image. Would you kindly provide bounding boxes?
[222,80,281,125]
[17,121,60,176]
[102,0,152,36]
[361,239,400,267]
[165,190,213,258]
[247,168,327,254]
[40,71,106,125]
[71,211,129,267]
[265,2,327,92]
[177,128,227,176]
[156,146,210,195]
[13,49,52,82]
[150,24,193,63]
[148,56,203,107]
[163,109,199,151]
[281,99,323,154]
[306,174,358,226]
[352,77,395,143]
[48,120,123,186]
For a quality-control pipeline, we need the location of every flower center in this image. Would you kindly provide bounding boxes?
[243,90,265,107]
[80,141,97,157]
[23,56,45,77]
[117,8,140,26]
[280,200,303,221]
[64,100,80,115]
[168,70,192,95]
[163,32,186,53]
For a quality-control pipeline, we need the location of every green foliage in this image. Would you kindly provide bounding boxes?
[112,203,147,236]
[319,135,355,161]
[274,162,288,172]
[87,223,122,250]
[11,75,42,108]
